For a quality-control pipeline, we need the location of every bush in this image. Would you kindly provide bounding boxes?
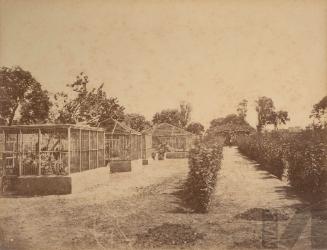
[237,132,289,178]
[184,143,223,213]
[287,130,327,195]
[237,130,327,195]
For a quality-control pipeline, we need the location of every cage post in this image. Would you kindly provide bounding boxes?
[19,129,22,176]
[96,131,98,168]
[103,132,105,167]
[88,130,91,169]
[67,127,71,175]
[79,129,82,172]
[38,129,42,176]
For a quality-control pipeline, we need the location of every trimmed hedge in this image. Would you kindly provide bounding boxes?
[184,143,223,213]
[237,132,289,178]
[287,131,327,195]
[237,130,327,195]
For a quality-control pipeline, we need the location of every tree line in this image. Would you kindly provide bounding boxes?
[0,66,205,135]
[1,66,326,134]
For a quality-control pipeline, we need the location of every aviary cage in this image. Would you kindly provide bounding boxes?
[0,124,105,177]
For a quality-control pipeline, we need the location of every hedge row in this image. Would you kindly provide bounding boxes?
[236,130,327,195]
[184,143,223,213]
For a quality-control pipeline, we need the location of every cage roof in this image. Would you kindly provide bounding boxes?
[0,124,104,132]
[103,119,141,135]
[143,123,194,137]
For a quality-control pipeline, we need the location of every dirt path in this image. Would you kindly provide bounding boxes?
[0,147,316,250]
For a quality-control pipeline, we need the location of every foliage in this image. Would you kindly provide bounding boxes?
[236,130,327,195]
[53,72,125,126]
[179,101,192,128]
[124,113,151,132]
[152,109,181,127]
[152,101,192,128]
[287,130,327,195]
[184,142,223,213]
[236,132,289,178]
[237,99,248,120]
[310,95,327,129]
[186,122,204,136]
[20,82,52,124]
[0,66,51,125]
[255,96,289,132]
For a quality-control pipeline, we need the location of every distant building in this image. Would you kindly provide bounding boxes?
[287,126,302,133]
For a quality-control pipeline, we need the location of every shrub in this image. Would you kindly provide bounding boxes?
[237,130,327,195]
[236,132,289,178]
[287,130,327,195]
[184,143,223,213]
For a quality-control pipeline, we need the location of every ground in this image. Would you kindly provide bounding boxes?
[0,147,322,250]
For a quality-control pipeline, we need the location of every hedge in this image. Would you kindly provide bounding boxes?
[236,130,327,195]
[183,143,223,213]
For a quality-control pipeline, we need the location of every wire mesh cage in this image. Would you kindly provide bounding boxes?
[0,125,105,176]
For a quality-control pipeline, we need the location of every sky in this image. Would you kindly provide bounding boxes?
[1,0,326,128]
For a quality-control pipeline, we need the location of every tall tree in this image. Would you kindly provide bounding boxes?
[179,101,192,128]
[0,66,51,125]
[237,99,248,120]
[53,72,125,126]
[152,101,192,128]
[310,96,327,129]
[186,122,205,135]
[255,96,290,132]
[255,96,276,132]
[124,113,151,132]
[271,110,290,130]
[152,109,181,127]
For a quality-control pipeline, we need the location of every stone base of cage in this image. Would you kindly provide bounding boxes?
[165,151,189,159]
[109,159,143,173]
[110,160,132,173]
[13,176,72,196]
[142,159,149,165]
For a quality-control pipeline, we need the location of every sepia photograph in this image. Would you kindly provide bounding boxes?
[0,0,326,249]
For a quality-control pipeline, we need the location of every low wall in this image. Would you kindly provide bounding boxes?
[165,151,189,159]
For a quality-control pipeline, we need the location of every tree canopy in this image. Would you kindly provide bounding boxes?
[255,96,289,132]
[124,113,151,132]
[53,72,125,126]
[310,95,327,129]
[186,122,205,136]
[0,66,51,125]
[152,101,192,128]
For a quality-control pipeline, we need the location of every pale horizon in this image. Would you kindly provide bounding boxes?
[1,0,326,129]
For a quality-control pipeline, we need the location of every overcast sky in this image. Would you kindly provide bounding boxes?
[1,0,326,128]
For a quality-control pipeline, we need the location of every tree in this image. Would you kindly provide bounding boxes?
[255,97,276,132]
[20,82,52,124]
[255,96,290,132]
[152,101,192,128]
[179,101,192,128]
[0,66,51,125]
[186,122,205,136]
[310,96,327,129]
[237,99,248,120]
[271,110,290,130]
[124,113,151,132]
[53,72,125,126]
[152,109,182,127]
